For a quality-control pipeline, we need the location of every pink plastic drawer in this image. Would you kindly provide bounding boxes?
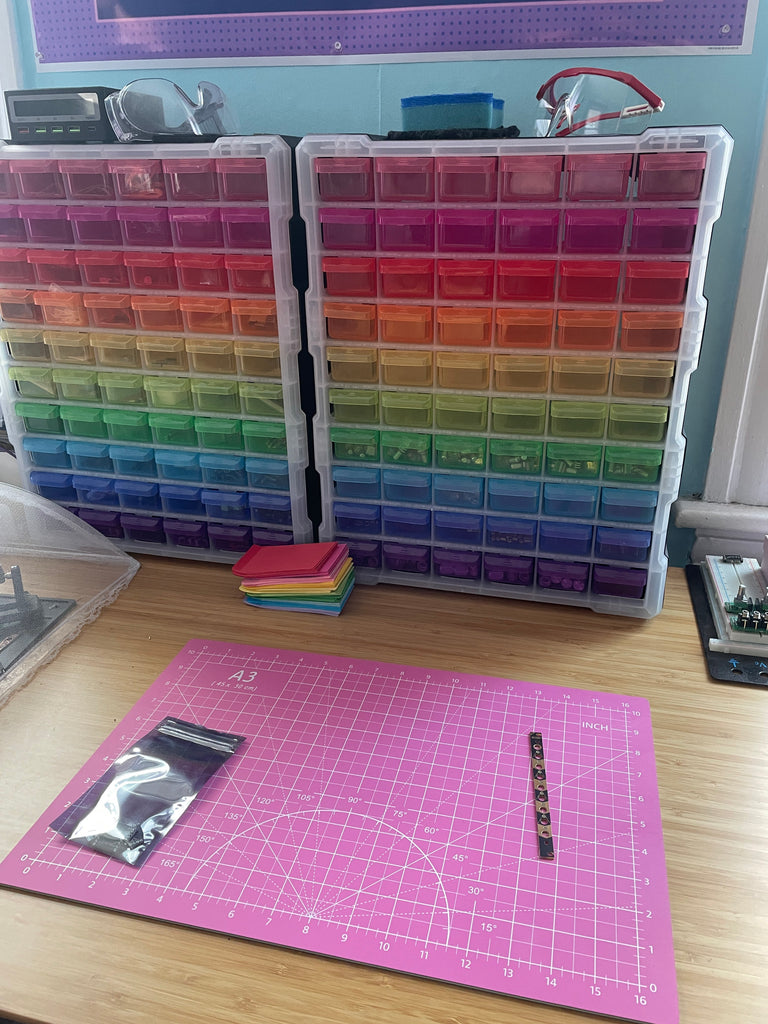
[379,258,434,299]
[20,204,73,245]
[558,260,621,303]
[499,155,562,202]
[225,254,275,294]
[563,209,628,254]
[498,210,559,254]
[108,159,166,200]
[169,207,224,248]
[0,205,26,244]
[557,310,618,351]
[34,290,88,327]
[60,160,114,200]
[630,209,697,255]
[215,158,268,202]
[496,260,556,302]
[565,153,632,201]
[0,288,41,324]
[76,250,129,289]
[375,157,435,202]
[315,158,374,202]
[27,249,82,287]
[174,252,228,291]
[124,251,178,291]
[0,166,17,199]
[9,160,64,199]
[436,157,497,202]
[117,207,172,247]
[637,152,706,201]
[325,302,378,342]
[83,292,135,329]
[180,296,232,334]
[623,261,689,305]
[495,308,553,349]
[164,159,219,201]
[0,247,35,285]
[67,206,122,246]
[437,209,496,253]
[377,209,434,252]
[322,256,377,297]
[131,295,183,332]
[319,208,375,251]
[220,207,271,250]
[437,259,494,300]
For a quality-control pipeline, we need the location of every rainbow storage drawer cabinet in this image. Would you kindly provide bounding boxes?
[0,137,311,561]
[297,128,731,616]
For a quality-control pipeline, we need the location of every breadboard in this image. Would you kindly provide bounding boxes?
[0,640,676,1023]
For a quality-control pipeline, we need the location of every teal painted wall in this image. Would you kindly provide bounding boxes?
[10,1,768,565]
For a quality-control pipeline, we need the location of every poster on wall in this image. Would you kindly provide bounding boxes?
[29,0,757,66]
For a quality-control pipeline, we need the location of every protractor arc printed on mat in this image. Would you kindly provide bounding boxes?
[0,641,678,1024]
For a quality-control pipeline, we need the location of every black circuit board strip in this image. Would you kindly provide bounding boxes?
[529,731,555,861]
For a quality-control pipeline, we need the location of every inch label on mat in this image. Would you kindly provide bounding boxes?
[0,640,678,1024]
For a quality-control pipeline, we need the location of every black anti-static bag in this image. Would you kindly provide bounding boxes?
[50,717,245,868]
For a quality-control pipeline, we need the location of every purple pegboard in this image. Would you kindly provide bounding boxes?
[29,0,752,64]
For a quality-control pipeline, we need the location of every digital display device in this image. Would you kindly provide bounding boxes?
[4,88,117,143]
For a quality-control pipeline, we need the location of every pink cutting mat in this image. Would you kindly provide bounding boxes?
[0,640,677,1023]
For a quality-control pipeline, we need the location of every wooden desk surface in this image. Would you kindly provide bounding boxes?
[0,559,765,1024]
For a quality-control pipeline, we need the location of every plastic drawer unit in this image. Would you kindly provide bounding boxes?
[0,137,311,563]
[299,127,731,616]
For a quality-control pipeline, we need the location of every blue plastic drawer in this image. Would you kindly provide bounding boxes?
[543,483,599,518]
[382,542,431,574]
[245,458,290,491]
[381,469,432,504]
[30,471,76,502]
[155,449,202,482]
[433,511,483,545]
[201,489,249,520]
[66,441,113,474]
[114,479,161,511]
[159,484,205,516]
[333,466,381,499]
[23,437,70,469]
[594,526,652,561]
[487,478,540,514]
[108,445,156,477]
[485,515,537,550]
[433,473,484,509]
[120,512,165,544]
[72,474,116,506]
[600,487,658,524]
[334,501,381,534]
[249,492,293,525]
[539,521,593,556]
[199,453,247,487]
[382,505,431,539]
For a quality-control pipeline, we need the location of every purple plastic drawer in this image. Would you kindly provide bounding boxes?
[117,207,172,248]
[537,559,589,592]
[119,513,166,544]
[208,523,253,552]
[498,210,560,254]
[67,207,122,246]
[382,542,431,574]
[21,205,73,245]
[591,564,648,598]
[437,209,496,253]
[0,204,26,243]
[164,520,210,548]
[221,207,271,250]
[343,537,382,569]
[563,209,627,254]
[483,553,534,586]
[169,207,224,248]
[629,208,697,255]
[433,548,482,580]
[77,507,124,538]
[250,527,293,546]
[378,209,434,252]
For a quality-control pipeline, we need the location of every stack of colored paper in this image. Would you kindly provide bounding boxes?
[231,542,354,616]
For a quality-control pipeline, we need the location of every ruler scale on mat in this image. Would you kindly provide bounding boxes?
[0,641,676,1023]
